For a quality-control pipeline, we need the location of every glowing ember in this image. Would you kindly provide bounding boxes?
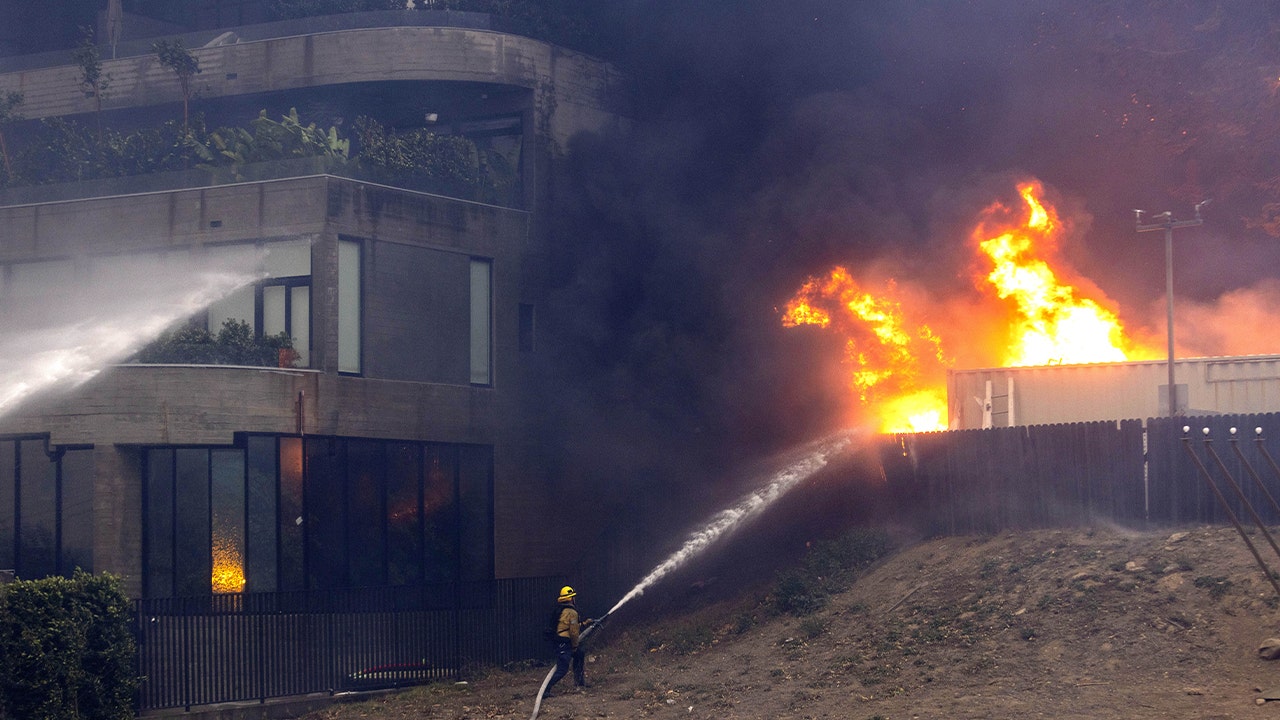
[782,180,1160,433]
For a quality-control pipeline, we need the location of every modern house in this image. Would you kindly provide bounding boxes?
[0,5,623,685]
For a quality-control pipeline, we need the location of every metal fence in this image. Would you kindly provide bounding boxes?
[134,576,563,711]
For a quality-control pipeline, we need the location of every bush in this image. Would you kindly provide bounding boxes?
[771,570,827,616]
[0,571,138,720]
[134,319,296,367]
[769,528,893,616]
[0,108,517,205]
[352,115,479,193]
[5,116,204,188]
[801,528,893,588]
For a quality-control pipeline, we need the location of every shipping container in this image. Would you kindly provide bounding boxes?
[947,354,1280,429]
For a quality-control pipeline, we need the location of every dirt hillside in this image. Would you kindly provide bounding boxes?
[299,525,1280,719]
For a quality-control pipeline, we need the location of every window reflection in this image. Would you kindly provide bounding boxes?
[142,435,492,597]
[210,450,245,594]
[18,440,57,579]
[279,437,304,591]
[0,438,95,582]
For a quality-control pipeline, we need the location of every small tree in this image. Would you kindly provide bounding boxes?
[71,28,109,135]
[152,39,201,133]
[0,91,22,184]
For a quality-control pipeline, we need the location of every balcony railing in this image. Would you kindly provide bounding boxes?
[0,155,521,209]
[0,10,498,73]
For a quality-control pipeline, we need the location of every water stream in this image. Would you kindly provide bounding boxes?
[605,430,857,616]
[0,255,261,417]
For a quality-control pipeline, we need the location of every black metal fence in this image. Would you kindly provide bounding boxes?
[879,412,1280,536]
[134,576,562,711]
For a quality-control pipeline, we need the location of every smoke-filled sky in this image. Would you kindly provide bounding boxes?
[13,0,1280,569]
[535,0,1280,523]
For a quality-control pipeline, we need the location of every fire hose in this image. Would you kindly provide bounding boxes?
[528,609,613,720]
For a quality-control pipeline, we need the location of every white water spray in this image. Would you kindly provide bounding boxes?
[529,431,858,719]
[606,431,856,616]
[0,255,262,417]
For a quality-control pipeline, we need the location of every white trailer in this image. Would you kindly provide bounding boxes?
[947,354,1280,430]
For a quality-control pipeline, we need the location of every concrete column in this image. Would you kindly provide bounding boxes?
[93,445,143,598]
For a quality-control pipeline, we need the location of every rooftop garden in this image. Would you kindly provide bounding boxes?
[0,37,522,206]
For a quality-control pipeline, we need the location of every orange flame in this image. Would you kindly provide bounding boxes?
[783,181,1158,433]
[975,183,1152,366]
[783,268,950,433]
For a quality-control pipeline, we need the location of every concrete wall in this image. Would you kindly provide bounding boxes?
[0,176,331,261]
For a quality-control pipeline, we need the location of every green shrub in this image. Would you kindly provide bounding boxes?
[801,528,893,586]
[769,528,893,616]
[0,571,138,720]
[798,616,827,639]
[1193,575,1232,600]
[771,570,827,616]
[192,108,349,181]
[352,115,480,192]
[0,106,519,205]
[134,319,296,367]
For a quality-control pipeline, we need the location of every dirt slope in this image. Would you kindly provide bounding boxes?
[299,525,1280,719]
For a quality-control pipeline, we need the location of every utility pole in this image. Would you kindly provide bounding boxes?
[1135,201,1208,417]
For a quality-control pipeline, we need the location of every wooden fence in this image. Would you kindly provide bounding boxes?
[878,412,1280,536]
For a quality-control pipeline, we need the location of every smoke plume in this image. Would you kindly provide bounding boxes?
[534,0,1280,570]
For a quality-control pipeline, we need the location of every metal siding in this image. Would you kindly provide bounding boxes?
[948,355,1280,429]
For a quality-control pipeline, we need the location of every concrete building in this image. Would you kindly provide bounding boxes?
[0,8,623,600]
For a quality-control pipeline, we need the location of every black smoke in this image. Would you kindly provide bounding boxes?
[533,0,1280,568]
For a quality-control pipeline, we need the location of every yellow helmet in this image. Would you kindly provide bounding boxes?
[558,585,577,602]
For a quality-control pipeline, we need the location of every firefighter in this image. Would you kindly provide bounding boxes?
[546,585,593,693]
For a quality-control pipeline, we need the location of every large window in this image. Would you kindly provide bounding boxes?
[470,258,491,386]
[338,238,362,374]
[143,435,493,597]
[365,242,491,386]
[206,240,312,366]
[0,437,94,580]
